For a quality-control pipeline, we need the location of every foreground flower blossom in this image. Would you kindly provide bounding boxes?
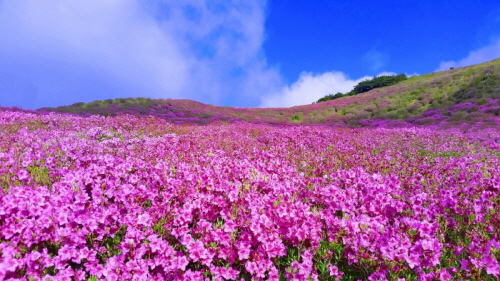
[0,110,499,280]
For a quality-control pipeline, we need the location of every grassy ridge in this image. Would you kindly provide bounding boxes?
[34,58,500,128]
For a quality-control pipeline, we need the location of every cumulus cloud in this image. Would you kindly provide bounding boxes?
[0,0,281,109]
[260,71,373,108]
[260,70,407,108]
[0,0,401,110]
[437,37,500,71]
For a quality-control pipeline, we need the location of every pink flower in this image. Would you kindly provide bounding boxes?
[460,259,470,272]
[188,240,208,262]
[30,251,41,261]
[421,239,433,251]
[245,261,258,275]
[17,169,29,181]
[290,260,300,272]
[3,257,18,272]
[129,174,139,184]
[22,159,31,167]
[250,221,262,235]
[173,255,189,271]
[137,213,150,226]
[224,220,237,233]
[483,254,500,276]
[256,264,266,278]
[405,254,420,269]
[439,269,452,281]
[454,246,463,257]
[238,247,250,260]
[328,265,338,276]
[228,189,239,202]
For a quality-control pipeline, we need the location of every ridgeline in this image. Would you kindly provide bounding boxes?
[6,58,500,129]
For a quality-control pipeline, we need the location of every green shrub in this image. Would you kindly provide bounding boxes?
[464,68,476,77]
[453,71,500,102]
[477,99,487,105]
[409,91,420,97]
[451,110,469,121]
[383,112,400,119]
[407,103,421,114]
[469,112,487,120]
[315,73,408,103]
[116,98,127,104]
[290,112,303,122]
[386,105,398,112]
[315,92,344,103]
[71,102,85,107]
[396,109,409,119]
[352,74,408,95]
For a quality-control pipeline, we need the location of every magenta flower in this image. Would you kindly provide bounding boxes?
[2,110,500,280]
[439,269,452,281]
[483,255,500,276]
[245,261,258,275]
[405,254,420,269]
[17,169,29,181]
[460,259,470,271]
[328,264,339,276]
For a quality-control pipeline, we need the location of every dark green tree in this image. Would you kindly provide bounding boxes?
[352,74,407,95]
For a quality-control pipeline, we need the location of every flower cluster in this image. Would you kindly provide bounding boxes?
[0,110,499,280]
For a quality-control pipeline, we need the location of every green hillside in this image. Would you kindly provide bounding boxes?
[36,58,500,128]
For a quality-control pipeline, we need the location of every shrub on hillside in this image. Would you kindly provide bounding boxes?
[352,74,408,95]
[315,92,344,103]
[451,110,469,121]
[469,106,478,112]
[315,74,407,103]
[407,103,421,114]
[290,112,304,122]
[453,71,500,102]
[477,98,488,105]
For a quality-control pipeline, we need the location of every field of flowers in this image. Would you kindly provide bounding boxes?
[1,110,500,280]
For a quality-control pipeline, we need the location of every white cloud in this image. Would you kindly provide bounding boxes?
[363,49,389,72]
[260,70,406,108]
[260,71,373,108]
[0,0,401,110]
[0,0,278,109]
[437,38,500,71]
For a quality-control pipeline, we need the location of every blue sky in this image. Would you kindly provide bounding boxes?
[1,1,500,109]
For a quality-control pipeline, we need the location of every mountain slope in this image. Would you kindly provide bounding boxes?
[32,58,500,128]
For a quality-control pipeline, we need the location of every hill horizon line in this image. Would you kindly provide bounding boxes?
[2,57,500,130]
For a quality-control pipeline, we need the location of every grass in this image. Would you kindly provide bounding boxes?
[29,58,500,129]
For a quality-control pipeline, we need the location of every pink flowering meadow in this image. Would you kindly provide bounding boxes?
[0,110,499,280]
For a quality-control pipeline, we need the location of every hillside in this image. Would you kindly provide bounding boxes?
[26,58,500,129]
[2,61,500,280]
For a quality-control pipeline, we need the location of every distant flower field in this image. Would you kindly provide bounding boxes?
[1,111,499,280]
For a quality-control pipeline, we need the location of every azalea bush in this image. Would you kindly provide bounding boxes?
[1,110,500,280]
